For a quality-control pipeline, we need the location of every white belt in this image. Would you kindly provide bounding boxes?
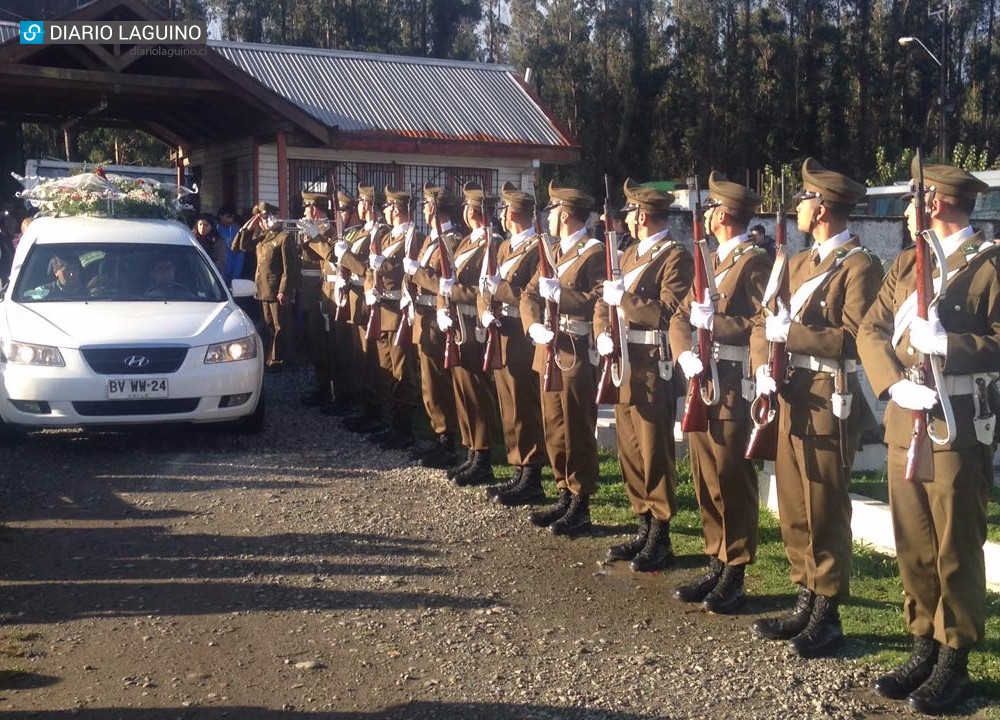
[789,353,857,374]
[325,274,338,282]
[714,343,749,364]
[500,303,520,319]
[415,293,436,308]
[559,315,592,337]
[940,374,975,396]
[350,274,364,287]
[378,289,401,301]
[625,329,661,345]
[457,303,478,317]
[301,269,322,278]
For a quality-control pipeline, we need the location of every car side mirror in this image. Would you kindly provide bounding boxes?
[231,278,256,298]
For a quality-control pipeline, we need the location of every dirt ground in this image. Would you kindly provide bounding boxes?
[0,367,964,719]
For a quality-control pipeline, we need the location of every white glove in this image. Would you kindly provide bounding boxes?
[364,289,378,306]
[755,365,777,397]
[888,379,939,411]
[436,308,453,331]
[602,280,624,306]
[909,306,948,357]
[403,257,420,276]
[439,277,455,297]
[481,310,496,327]
[528,323,555,346]
[539,277,562,304]
[596,332,615,356]
[333,275,347,290]
[297,219,320,239]
[690,289,715,332]
[765,298,791,343]
[369,253,386,271]
[677,350,704,379]
[483,274,501,294]
[334,240,349,260]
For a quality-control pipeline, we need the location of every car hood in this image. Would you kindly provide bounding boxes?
[3,301,252,349]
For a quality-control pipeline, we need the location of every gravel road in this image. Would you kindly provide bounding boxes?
[0,367,935,719]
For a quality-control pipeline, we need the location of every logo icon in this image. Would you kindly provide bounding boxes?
[19,21,45,44]
[124,355,150,369]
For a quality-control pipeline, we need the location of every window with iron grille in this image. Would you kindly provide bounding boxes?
[287,159,498,232]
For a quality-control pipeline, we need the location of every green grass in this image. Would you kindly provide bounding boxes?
[518,447,1000,717]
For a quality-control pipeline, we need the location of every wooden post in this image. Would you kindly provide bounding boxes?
[277,130,288,217]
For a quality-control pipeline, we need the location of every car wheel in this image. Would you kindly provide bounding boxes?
[236,390,265,434]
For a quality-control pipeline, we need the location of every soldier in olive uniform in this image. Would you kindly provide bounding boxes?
[336,184,385,433]
[858,161,997,714]
[299,191,334,406]
[669,173,771,609]
[479,183,547,505]
[361,186,423,449]
[405,184,462,468]
[233,201,300,370]
[749,158,883,658]
[436,182,499,486]
[595,180,692,570]
[521,182,604,536]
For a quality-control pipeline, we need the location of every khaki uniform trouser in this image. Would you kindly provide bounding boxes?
[888,442,992,649]
[417,334,458,437]
[774,401,858,599]
[451,339,498,452]
[541,364,598,497]
[688,416,759,565]
[305,295,329,392]
[261,300,292,365]
[494,362,546,467]
[374,333,420,422]
[615,393,676,522]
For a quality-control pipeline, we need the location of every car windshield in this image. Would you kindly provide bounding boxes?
[13,243,227,303]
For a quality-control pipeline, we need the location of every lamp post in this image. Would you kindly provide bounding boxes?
[899,4,950,161]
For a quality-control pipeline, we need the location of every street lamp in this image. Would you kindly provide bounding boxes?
[899,7,950,161]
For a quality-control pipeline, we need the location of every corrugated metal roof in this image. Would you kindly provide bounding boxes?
[209,41,572,149]
[0,22,19,45]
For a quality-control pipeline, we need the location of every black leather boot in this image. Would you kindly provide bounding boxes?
[528,489,572,528]
[701,563,747,614]
[874,636,939,700]
[418,433,457,468]
[496,465,546,507]
[752,585,815,641]
[487,466,523,498]
[549,494,592,536]
[344,407,382,434]
[447,448,475,480]
[788,595,843,658]
[906,646,971,715]
[453,451,494,487]
[606,512,651,562]
[674,557,724,603]
[629,517,674,571]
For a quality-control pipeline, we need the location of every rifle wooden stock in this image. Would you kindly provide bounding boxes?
[365,222,383,342]
[904,147,934,483]
[481,202,503,372]
[596,174,623,405]
[434,205,462,369]
[745,184,789,461]
[393,189,419,348]
[532,184,562,392]
[681,177,716,433]
[331,183,351,323]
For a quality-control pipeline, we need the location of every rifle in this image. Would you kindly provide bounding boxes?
[532,183,563,393]
[745,177,788,460]
[903,147,956,481]
[364,195,384,342]
[680,175,721,433]
[331,182,351,323]
[434,197,463,369]
[394,185,419,347]
[596,174,629,404]
[480,196,504,371]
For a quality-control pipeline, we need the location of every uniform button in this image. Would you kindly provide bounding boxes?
[820,300,827,307]
[907,347,915,355]
[954,304,961,311]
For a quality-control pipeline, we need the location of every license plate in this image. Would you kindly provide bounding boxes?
[107,378,169,399]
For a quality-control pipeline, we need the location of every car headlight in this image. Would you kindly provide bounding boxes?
[205,336,258,364]
[2,341,66,367]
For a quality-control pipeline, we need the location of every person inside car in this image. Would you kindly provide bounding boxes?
[144,255,193,299]
[28,254,87,299]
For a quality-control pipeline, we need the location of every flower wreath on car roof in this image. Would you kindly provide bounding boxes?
[12,166,198,220]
